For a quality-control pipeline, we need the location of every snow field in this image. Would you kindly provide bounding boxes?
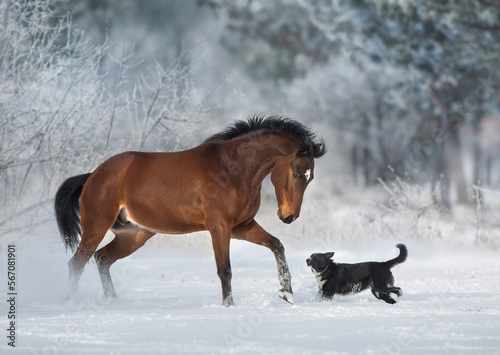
[1,188,500,354]
[1,228,499,354]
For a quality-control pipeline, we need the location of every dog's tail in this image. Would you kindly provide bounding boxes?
[383,244,407,269]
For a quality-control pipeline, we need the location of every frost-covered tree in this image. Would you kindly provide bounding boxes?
[0,0,109,232]
[211,0,500,207]
[285,58,425,186]
[210,0,428,183]
[346,0,500,206]
[0,0,208,240]
[205,0,332,81]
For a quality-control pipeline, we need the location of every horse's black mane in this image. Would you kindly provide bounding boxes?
[205,115,326,158]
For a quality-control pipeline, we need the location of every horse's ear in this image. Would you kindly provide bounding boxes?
[297,146,310,157]
[325,252,334,259]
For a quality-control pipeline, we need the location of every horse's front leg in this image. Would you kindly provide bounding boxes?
[208,224,234,306]
[232,220,293,304]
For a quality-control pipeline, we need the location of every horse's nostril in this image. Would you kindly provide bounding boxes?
[283,215,294,224]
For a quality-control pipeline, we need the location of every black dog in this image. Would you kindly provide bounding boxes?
[306,244,407,304]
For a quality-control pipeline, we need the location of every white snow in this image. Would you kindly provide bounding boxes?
[2,203,500,355]
[3,183,500,355]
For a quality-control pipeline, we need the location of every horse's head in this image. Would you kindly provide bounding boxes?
[271,148,316,224]
[208,116,326,224]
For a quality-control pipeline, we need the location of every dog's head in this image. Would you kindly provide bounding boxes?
[306,252,334,275]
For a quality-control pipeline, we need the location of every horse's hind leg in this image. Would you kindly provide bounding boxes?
[68,224,110,297]
[232,220,293,304]
[94,227,155,298]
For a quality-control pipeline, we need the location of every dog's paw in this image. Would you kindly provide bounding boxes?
[278,290,294,304]
[386,297,397,304]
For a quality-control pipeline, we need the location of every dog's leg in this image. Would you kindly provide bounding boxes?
[320,281,336,301]
[371,289,396,304]
[388,286,403,300]
[320,293,334,301]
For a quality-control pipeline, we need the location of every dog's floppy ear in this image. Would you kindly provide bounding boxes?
[325,252,334,259]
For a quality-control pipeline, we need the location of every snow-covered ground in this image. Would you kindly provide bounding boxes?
[2,205,500,355]
[2,183,500,354]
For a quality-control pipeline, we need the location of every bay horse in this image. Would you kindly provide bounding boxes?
[54,116,326,306]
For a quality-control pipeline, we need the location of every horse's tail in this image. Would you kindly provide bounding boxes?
[54,173,92,252]
[383,244,408,269]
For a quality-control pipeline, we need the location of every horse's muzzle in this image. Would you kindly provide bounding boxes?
[279,212,295,224]
[278,208,297,224]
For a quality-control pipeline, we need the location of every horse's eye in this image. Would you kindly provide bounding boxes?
[292,172,299,179]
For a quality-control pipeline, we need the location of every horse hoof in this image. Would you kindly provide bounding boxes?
[222,297,235,307]
[278,290,293,304]
[104,291,118,299]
